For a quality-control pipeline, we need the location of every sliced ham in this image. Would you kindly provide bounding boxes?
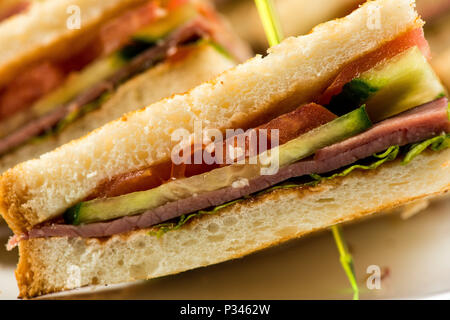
[27,98,450,239]
[319,28,431,106]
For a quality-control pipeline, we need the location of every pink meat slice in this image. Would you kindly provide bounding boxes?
[28,97,449,239]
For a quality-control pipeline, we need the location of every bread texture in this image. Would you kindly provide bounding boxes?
[0,0,423,232]
[16,149,450,298]
[0,44,235,173]
[0,0,148,88]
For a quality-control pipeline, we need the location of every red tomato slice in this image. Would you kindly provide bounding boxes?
[319,28,431,105]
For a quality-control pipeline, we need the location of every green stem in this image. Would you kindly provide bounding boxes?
[331,225,360,300]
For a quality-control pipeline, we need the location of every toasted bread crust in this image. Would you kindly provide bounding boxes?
[0,170,36,232]
[16,149,450,298]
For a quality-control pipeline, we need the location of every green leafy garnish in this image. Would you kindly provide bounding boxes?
[402,133,450,164]
[436,92,446,99]
[310,145,400,184]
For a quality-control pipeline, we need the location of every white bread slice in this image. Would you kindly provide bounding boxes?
[0,44,236,173]
[0,0,423,233]
[0,0,149,88]
[15,149,450,298]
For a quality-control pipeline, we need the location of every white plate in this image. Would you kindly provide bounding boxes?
[1,199,449,300]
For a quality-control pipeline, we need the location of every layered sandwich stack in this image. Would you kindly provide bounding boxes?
[0,0,449,298]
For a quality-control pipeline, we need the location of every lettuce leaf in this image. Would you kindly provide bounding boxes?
[402,133,450,164]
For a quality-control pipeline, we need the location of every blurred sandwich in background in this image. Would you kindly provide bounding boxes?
[424,3,450,89]
[0,0,251,173]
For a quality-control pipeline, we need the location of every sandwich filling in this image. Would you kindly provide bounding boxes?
[0,0,242,156]
[9,27,450,242]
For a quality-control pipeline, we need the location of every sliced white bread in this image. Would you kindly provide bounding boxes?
[0,0,423,233]
[16,149,450,298]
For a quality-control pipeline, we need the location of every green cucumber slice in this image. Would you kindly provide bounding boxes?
[327,46,447,121]
[64,106,371,225]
